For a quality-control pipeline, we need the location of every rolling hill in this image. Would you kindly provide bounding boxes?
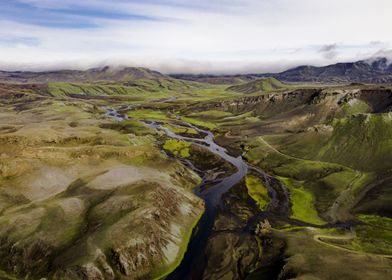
[227,77,287,94]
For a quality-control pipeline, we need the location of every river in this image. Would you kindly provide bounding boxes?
[104,108,332,279]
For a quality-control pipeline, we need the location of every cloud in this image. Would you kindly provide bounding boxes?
[318,44,339,59]
[0,0,391,73]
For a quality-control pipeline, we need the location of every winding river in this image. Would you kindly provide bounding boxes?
[104,105,368,278]
[105,107,293,278]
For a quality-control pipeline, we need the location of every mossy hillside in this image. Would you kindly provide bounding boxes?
[99,120,155,136]
[245,175,270,211]
[182,109,261,129]
[181,116,217,130]
[308,170,359,214]
[176,86,242,102]
[48,82,174,101]
[245,136,366,215]
[278,228,392,280]
[0,95,205,279]
[338,224,392,255]
[317,113,392,171]
[278,177,325,225]
[317,171,357,192]
[188,110,234,119]
[218,111,261,127]
[227,77,288,94]
[358,214,392,230]
[48,77,199,98]
[263,132,331,161]
[163,139,191,158]
[163,124,198,136]
[339,99,371,116]
[246,137,348,182]
[127,109,172,121]
[352,173,392,218]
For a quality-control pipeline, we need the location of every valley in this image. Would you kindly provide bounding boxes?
[0,67,391,279]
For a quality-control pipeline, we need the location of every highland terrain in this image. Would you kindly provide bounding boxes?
[0,62,391,280]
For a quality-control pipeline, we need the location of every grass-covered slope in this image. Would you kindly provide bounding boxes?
[318,113,392,171]
[227,77,287,94]
[48,79,197,99]
[0,93,204,279]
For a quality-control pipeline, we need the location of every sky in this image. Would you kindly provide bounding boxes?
[0,0,391,74]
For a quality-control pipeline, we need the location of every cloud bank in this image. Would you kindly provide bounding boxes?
[0,0,391,74]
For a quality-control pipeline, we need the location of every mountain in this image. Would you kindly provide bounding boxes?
[0,66,166,83]
[171,57,392,84]
[271,57,392,83]
[227,77,287,93]
[2,57,392,85]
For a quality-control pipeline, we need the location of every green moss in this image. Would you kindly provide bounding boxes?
[100,120,154,136]
[188,110,233,119]
[181,116,217,130]
[318,113,392,171]
[273,160,344,181]
[163,139,191,158]
[163,124,198,135]
[279,177,325,225]
[228,77,287,94]
[176,86,242,102]
[127,109,171,121]
[341,225,392,254]
[358,214,392,230]
[340,99,371,116]
[245,175,270,210]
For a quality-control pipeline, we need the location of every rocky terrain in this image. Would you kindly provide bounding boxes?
[0,87,204,279]
[0,69,391,279]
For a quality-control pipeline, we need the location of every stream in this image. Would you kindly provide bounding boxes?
[105,107,294,278]
[147,121,295,279]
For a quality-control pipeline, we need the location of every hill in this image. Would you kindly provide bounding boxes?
[171,57,392,85]
[227,77,287,93]
[0,66,166,84]
[272,57,392,84]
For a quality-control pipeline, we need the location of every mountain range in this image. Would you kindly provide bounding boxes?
[0,57,392,85]
[172,57,392,84]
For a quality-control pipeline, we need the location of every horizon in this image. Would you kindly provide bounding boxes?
[0,0,391,74]
[0,56,390,76]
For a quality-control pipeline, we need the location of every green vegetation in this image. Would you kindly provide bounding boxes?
[341,225,392,255]
[340,99,371,116]
[318,171,357,191]
[163,139,191,158]
[227,77,287,94]
[127,109,171,121]
[188,110,234,119]
[358,214,392,230]
[181,116,217,130]
[48,78,199,100]
[279,177,325,225]
[176,86,241,102]
[163,124,198,135]
[245,175,270,210]
[317,114,392,171]
[3,72,392,279]
[100,119,154,136]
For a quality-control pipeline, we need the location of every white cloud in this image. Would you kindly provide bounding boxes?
[0,0,391,73]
